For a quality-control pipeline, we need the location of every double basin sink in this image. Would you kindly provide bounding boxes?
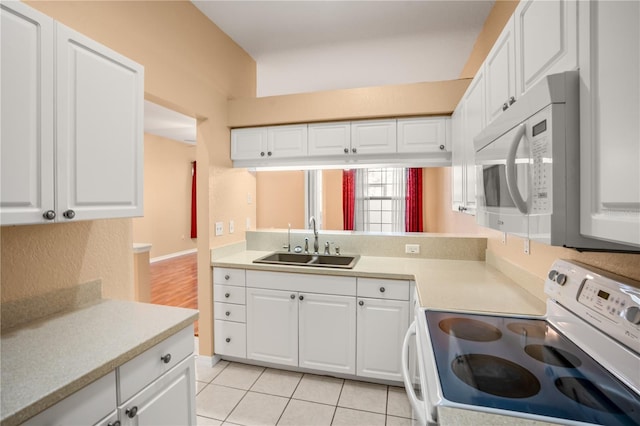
[253,251,360,269]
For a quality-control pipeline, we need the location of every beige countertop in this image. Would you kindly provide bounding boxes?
[0,299,198,426]
[212,250,546,316]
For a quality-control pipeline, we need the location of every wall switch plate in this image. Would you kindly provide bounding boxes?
[229,220,234,234]
[215,221,224,236]
[405,244,420,254]
[246,217,251,230]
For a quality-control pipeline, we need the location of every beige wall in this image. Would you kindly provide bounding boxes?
[322,170,343,230]
[133,134,197,259]
[256,171,305,229]
[3,1,257,357]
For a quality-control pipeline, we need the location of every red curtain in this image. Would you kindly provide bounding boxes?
[406,168,423,232]
[190,161,197,238]
[342,169,355,230]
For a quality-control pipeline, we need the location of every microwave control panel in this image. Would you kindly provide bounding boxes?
[529,107,553,215]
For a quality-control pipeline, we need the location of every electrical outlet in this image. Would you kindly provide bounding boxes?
[215,221,224,236]
[405,244,420,254]
[229,220,234,234]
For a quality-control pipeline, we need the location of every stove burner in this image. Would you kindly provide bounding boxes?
[439,318,502,342]
[506,322,547,339]
[525,344,582,368]
[451,354,541,398]
[555,377,624,413]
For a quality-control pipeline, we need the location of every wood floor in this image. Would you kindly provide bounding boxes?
[150,252,198,335]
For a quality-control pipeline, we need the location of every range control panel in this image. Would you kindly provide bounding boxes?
[545,259,640,351]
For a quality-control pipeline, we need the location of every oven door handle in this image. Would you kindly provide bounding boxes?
[401,321,428,426]
[506,124,529,214]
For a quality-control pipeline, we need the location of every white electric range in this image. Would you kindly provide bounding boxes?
[402,259,640,425]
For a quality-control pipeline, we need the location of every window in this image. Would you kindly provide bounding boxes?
[355,168,405,232]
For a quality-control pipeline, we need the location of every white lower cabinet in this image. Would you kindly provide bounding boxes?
[298,293,356,375]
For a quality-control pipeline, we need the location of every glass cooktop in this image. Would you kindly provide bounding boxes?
[426,311,640,425]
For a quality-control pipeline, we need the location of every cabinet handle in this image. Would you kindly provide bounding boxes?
[226,337,231,343]
[225,293,230,298]
[160,353,172,364]
[509,96,516,105]
[43,210,56,220]
[351,148,357,154]
[224,274,230,280]
[344,148,349,154]
[290,294,295,299]
[299,295,304,301]
[225,311,231,316]
[126,406,138,418]
[260,151,265,157]
[108,421,121,426]
[267,151,272,156]
[439,145,445,150]
[63,209,75,219]
[359,300,364,306]
[379,287,386,293]
[502,102,509,111]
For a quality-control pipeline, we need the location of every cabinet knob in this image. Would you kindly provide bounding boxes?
[290,294,295,299]
[509,96,516,105]
[108,421,121,426]
[224,274,230,280]
[225,311,231,316]
[502,102,509,111]
[225,292,230,298]
[351,148,357,154]
[344,148,349,154]
[160,353,172,364]
[359,300,364,306]
[260,151,265,157]
[379,287,386,293]
[439,145,445,150]
[226,337,231,343]
[267,151,272,156]
[43,210,56,220]
[126,406,138,418]
[299,295,304,301]
[63,209,75,219]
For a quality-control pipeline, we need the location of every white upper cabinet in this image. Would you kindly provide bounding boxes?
[450,106,465,213]
[1,2,54,225]
[484,16,517,124]
[579,0,640,248]
[514,0,578,96]
[308,121,351,157]
[231,124,307,160]
[461,70,485,215]
[350,119,397,155]
[0,2,143,225]
[397,117,449,154]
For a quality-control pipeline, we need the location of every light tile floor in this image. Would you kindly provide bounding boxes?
[195,356,412,426]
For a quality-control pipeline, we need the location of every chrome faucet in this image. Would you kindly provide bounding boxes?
[309,216,319,254]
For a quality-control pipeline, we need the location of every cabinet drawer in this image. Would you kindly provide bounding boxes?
[118,325,194,403]
[214,302,246,323]
[357,278,409,301]
[214,284,246,305]
[214,320,246,358]
[213,267,246,287]
[23,371,116,426]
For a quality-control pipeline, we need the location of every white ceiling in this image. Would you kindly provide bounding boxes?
[144,101,197,144]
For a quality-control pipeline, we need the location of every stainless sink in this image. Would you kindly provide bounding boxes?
[253,252,359,269]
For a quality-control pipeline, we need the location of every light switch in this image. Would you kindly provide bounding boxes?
[229,220,235,234]
[215,222,224,236]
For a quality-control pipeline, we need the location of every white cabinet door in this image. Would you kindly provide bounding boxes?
[351,119,397,155]
[356,298,409,381]
[397,117,449,154]
[268,124,308,158]
[450,106,465,213]
[55,23,144,222]
[579,0,640,248]
[308,121,351,157]
[514,0,578,96]
[462,71,484,215]
[485,16,517,124]
[246,287,298,366]
[231,127,268,160]
[120,356,196,426]
[0,2,55,225]
[298,293,356,375]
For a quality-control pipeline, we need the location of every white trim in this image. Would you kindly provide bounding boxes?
[150,248,197,263]
[195,354,221,368]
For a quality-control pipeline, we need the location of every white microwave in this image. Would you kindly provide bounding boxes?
[474,71,638,251]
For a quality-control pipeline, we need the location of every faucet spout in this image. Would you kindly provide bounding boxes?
[309,216,319,254]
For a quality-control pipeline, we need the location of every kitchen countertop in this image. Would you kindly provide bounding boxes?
[0,299,198,426]
[212,250,546,316]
